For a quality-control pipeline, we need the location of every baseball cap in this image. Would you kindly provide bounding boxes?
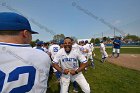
[59,40,64,45]
[85,40,88,43]
[36,41,44,45]
[100,41,103,43]
[0,12,38,34]
[81,40,84,43]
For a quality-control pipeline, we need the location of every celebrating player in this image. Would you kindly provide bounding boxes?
[0,12,51,93]
[52,37,90,93]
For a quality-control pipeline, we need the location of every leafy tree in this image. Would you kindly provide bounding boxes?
[30,39,42,47]
[30,41,36,47]
[90,38,95,44]
[103,37,107,41]
[71,36,78,43]
[124,34,140,41]
[53,34,65,42]
[95,38,100,44]
[35,39,40,43]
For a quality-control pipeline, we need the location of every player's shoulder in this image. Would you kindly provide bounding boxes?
[51,44,60,47]
[26,48,50,61]
[71,47,81,54]
[23,47,51,72]
[83,45,87,48]
[57,48,64,53]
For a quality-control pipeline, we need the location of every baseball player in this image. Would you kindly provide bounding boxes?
[59,40,64,48]
[78,41,89,71]
[35,41,44,51]
[48,40,60,59]
[52,37,90,93]
[72,39,81,52]
[112,37,121,58]
[90,43,96,56]
[78,41,88,57]
[0,12,51,93]
[43,42,50,53]
[48,41,61,80]
[84,40,94,67]
[100,41,108,62]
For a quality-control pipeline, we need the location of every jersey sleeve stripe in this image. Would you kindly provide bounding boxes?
[81,60,87,63]
[52,61,59,64]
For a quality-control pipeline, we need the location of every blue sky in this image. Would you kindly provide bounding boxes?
[0,0,140,41]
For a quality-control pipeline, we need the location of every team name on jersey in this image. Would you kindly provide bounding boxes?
[62,58,77,62]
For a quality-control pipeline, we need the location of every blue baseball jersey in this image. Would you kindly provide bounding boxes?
[113,39,121,49]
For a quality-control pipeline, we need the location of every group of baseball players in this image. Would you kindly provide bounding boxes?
[0,12,121,93]
[33,37,96,93]
[0,12,93,93]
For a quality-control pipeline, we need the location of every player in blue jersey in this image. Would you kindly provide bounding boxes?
[112,37,121,58]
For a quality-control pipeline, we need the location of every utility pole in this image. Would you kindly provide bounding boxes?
[93,34,96,44]
[114,27,116,38]
[102,32,103,40]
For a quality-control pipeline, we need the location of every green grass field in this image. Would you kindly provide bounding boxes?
[47,48,140,93]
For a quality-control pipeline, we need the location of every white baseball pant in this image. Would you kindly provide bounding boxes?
[60,72,90,93]
[101,50,108,58]
[113,48,120,53]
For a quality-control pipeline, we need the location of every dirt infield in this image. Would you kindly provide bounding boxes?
[107,54,140,71]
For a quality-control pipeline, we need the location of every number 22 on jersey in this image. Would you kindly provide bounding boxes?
[0,66,36,93]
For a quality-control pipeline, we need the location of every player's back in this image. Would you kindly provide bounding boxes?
[100,43,105,51]
[48,44,60,58]
[72,43,80,51]
[84,43,92,53]
[0,43,51,93]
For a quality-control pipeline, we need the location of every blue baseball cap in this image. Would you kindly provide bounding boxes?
[36,41,44,45]
[0,12,38,34]
[59,40,64,45]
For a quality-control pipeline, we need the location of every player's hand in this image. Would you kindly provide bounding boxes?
[63,69,69,74]
[69,70,76,75]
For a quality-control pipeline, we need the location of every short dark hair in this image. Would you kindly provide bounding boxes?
[64,37,73,41]
[85,40,88,43]
[0,30,21,35]
[44,42,49,46]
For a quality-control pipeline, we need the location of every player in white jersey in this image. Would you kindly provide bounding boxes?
[90,43,96,56]
[43,42,49,53]
[48,41,61,80]
[52,37,90,93]
[0,12,51,93]
[78,41,88,57]
[84,40,94,67]
[100,41,108,63]
[48,41,60,59]
[72,40,81,54]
